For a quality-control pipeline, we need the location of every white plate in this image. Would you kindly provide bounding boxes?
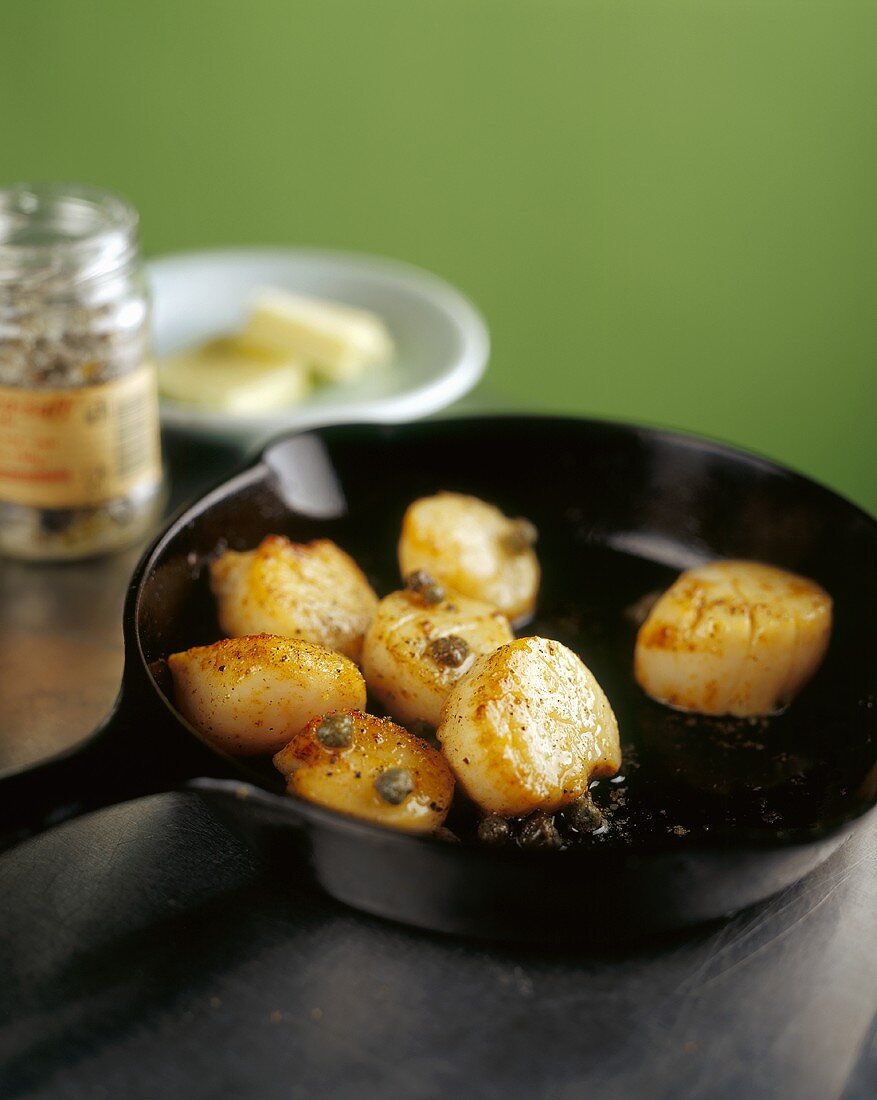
[149,247,489,441]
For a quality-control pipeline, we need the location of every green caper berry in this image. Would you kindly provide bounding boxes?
[315,713,354,749]
[566,793,604,833]
[519,811,562,851]
[428,634,470,668]
[477,814,511,846]
[406,570,445,605]
[504,517,539,554]
[374,767,414,805]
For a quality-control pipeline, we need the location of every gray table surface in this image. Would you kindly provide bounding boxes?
[1,427,875,1100]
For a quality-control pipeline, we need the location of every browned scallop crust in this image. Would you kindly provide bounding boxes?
[210,535,378,661]
[438,637,621,816]
[362,588,513,726]
[167,634,366,755]
[274,710,454,834]
[634,560,833,717]
[398,492,540,623]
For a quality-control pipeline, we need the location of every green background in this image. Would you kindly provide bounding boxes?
[3,0,875,512]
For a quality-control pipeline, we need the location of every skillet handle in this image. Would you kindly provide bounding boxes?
[187,777,307,830]
[183,777,310,870]
[186,776,309,845]
[0,685,217,851]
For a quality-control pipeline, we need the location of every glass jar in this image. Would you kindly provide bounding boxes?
[0,182,165,559]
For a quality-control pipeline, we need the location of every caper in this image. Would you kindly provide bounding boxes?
[519,811,562,850]
[315,713,354,749]
[428,634,470,668]
[477,814,511,846]
[405,569,445,605]
[566,793,604,833]
[374,767,414,805]
[504,517,539,554]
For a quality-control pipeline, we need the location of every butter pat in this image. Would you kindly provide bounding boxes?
[245,287,394,381]
[157,336,310,413]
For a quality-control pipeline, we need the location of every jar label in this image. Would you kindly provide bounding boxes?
[0,365,162,508]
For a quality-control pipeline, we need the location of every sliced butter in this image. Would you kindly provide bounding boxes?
[245,287,394,382]
[158,335,310,413]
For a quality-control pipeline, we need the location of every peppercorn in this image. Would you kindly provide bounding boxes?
[566,793,604,833]
[519,811,562,850]
[315,713,354,749]
[374,767,414,805]
[477,814,511,846]
[428,634,470,668]
[504,517,539,554]
[405,569,445,605]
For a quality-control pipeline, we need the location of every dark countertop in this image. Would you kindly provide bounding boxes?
[1,795,875,1100]
[1,427,875,1100]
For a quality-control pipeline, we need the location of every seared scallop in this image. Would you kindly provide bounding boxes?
[210,535,378,662]
[634,559,832,717]
[362,583,514,727]
[167,634,366,755]
[398,492,540,623]
[437,637,621,817]
[273,710,454,834]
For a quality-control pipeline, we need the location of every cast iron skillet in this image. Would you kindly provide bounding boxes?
[2,417,875,943]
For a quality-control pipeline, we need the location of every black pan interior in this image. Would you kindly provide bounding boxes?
[136,418,877,851]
